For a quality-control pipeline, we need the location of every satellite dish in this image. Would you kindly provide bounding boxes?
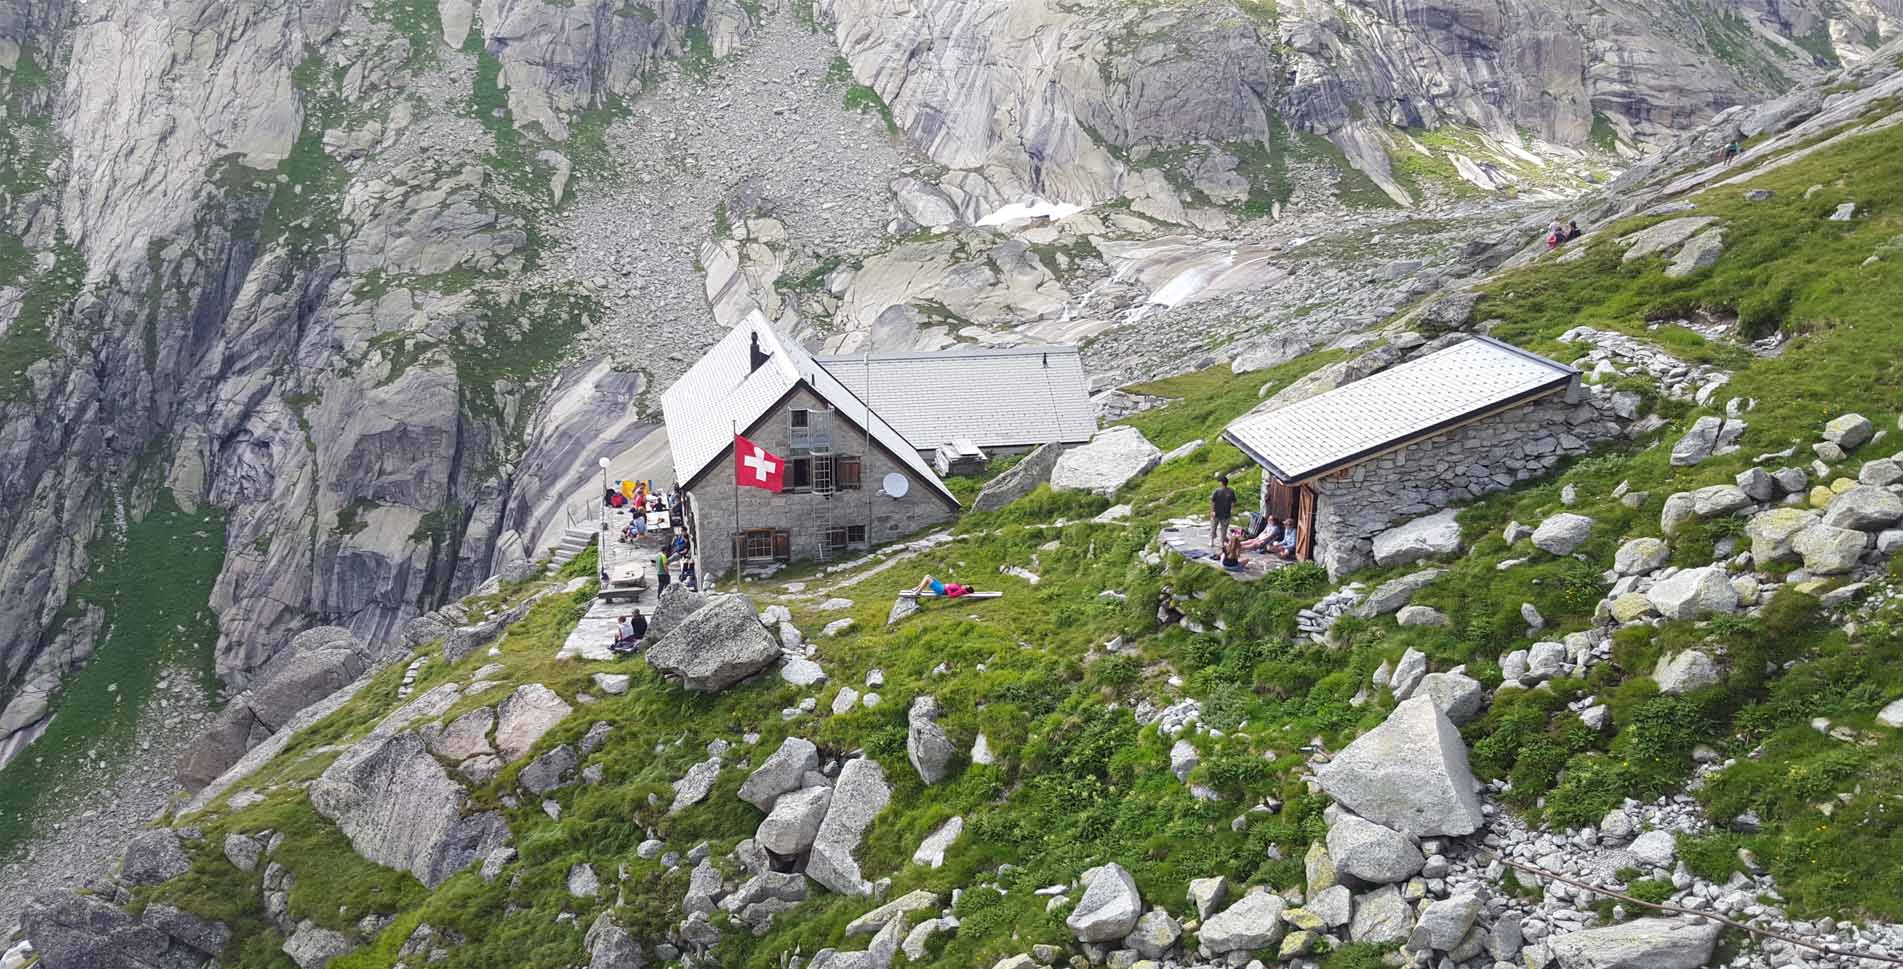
[882,473,909,498]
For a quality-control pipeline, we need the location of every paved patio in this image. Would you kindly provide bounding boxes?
[1156,516,1296,583]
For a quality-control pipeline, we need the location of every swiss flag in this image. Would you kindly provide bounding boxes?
[734,434,784,493]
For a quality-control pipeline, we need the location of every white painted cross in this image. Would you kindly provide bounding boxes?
[742,445,777,483]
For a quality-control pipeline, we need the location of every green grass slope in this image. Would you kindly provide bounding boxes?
[128,95,1903,968]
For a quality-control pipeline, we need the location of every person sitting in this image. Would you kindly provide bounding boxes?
[1563,219,1582,242]
[607,490,627,509]
[1241,516,1282,552]
[1242,517,1297,560]
[912,574,975,598]
[678,557,698,591]
[632,513,648,540]
[619,522,638,544]
[612,611,648,652]
[669,532,688,557]
[1221,528,1245,570]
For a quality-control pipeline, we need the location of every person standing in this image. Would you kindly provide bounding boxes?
[1210,475,1237,549]
[655,549,670,593]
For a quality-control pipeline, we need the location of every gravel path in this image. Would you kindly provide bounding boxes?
[0,667,212,934]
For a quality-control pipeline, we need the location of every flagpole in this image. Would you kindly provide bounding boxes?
[864,350,873,546]
[732,420,741,590]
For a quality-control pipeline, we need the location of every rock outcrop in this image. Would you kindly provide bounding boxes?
[309,732,511,888]
[646,594,782,692]
[1315,696,1485,837]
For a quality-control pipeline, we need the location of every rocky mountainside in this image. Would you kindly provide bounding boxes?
[0,0,1899,935]
[6,36,1903,969]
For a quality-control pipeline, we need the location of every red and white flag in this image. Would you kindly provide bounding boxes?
[733,434,784,493]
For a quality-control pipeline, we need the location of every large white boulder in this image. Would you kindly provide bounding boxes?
[1049,426,1161,497]
[738,736,819,811]
[1793,523,1868,574]
[1315,696,1485,837]
[309,732,510,888]
[1325,814,1424,884]
[1372,510,1463,568]
[1198,891,1287,954]
[907,695,956,785]
[1065,862,1143,942]
[1645,567,1737,621]
[806,757,891,896]
[757,785,833,856]
[1613,538,1670,576]
[646,594,782,692]
[1532,514,1594,555]
[1822,413,1874,448]
[1822,485,1903,531]
[1745,508,1819,563]
[1653,650,1721,695]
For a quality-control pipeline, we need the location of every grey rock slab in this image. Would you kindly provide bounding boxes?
[591,672,630,695]
[1170,738,1200,782]
[1663,230,1724,278]
[1532,514,1594,555]
[1544,917,1721,969]
[1065,862,1143,943]
[1372,510,1463,567]
[1822,484,1903,531]
[1410,893,1482,952]
[781,657,829,687]
[807,757,891,896]
[757,784,832,855]
[1188,875,1229,920]
[223,833,263,873]
[911,815,963,868]
[1794,523,1868,574]
[1388,647,1428,700]
[907,695,956,784]
[584,911,646,969]
[1124,908,1181,960]
[1653,650,1721,695]
[1354,569,1444,617]
[972,441,1067,512]
[1349,885,1414,944]
[646,594,781,691]
[670,756,723,815]
[310,732,510,888]
[845,888,941,937]
[1308,884,1351,928]
[1670,416,1744,466]
[283,921,353,969]
[518,744,579,796]
[121,830,192,886]
[1050,427,1162,498]
[740,736,819,810]
[1746,508,1819,562]
[1396,605,1450,627]
[1199,890,1286,954]
[1315,696,1485,837]
[1619,218,1718,262]
[1823,413,1874,448]
[1645,566,1737,620]
[494,684,573,762]
[1326,813,1425,884]
[1613,538,1670,576]
[647,584,709,643]
[1874,697,1903,728]
[1629,829,1677,868]
[1416,672,1486,725]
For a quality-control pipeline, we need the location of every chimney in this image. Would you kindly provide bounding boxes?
[749,332,770,373]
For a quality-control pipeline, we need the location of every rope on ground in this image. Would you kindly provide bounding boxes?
[1481,853,1903,966]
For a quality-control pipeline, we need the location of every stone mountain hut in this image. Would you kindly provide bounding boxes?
[1222,335,1627,578]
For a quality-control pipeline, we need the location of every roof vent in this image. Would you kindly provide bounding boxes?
[749,332,770,373]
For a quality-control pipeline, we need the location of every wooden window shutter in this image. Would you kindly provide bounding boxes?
[772,530,792,562]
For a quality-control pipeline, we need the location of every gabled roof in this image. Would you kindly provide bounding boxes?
[816,345,1097,452]
[662,314,959,506]
[1223,336,1578,484]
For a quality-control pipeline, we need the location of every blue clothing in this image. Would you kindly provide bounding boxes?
[929,578,946,596]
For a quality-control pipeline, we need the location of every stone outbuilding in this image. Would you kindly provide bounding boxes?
[1222,336,1626,578]
[664,315,963,578]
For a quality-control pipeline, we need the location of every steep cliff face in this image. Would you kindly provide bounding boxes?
[822,0,1893,209]
[0,0,750,761]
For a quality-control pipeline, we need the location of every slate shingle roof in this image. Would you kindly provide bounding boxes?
[816,346,1097,453]
[1222,336,1577,483]
[662,314,958,504]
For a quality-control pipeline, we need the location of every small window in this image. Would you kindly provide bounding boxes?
[788,458,812,491]
[848,524,866,545]
[836,457,863,491]
[790,409,810,429]
[741,529,774,560]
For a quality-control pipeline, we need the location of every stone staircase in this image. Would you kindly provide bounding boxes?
[546,522,599,574]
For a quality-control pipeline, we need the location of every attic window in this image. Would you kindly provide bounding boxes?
[790,409,810,428]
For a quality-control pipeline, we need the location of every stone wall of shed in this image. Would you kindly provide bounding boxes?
[1308,385,1628,578]
[687,386,958,579]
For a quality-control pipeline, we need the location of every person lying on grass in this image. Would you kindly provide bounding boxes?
[911,575,976,598]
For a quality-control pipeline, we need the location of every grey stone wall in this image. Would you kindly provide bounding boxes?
[1306,385,1628,578]
[687,386,959,578]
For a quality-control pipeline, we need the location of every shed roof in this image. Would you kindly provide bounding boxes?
[1222,336,1577,484]
[662,314,958,505]
[816,345,1097,452]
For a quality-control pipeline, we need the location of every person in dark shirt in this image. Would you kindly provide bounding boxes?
[1210,475,1238,549]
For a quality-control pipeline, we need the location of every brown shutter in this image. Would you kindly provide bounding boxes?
[772,530,792,562]
[1295,486,1317,561]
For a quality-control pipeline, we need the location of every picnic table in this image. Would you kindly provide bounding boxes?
[597,560,649,603]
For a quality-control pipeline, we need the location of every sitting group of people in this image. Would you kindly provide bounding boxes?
[1545,219,1583,249]
[611,610,648,653]
[1220,513,1299,570]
